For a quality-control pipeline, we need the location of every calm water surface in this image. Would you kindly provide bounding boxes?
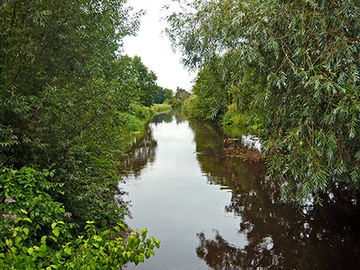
[119,113,360,270]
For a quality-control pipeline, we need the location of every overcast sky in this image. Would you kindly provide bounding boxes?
[123,0,195,92]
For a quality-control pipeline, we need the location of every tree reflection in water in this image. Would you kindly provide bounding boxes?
[122,124,157,178]
[123,112,185,178]
[188,118,360,270]
[152,113,173,125]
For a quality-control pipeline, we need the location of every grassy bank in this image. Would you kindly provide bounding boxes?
[123,103,171,133]
[122,103,172,145]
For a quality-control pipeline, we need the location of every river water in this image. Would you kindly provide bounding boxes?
[119,112,360,270]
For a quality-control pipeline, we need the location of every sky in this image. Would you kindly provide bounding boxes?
[123,0,195,92]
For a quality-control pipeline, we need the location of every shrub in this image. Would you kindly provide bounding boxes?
[0,167,160,269]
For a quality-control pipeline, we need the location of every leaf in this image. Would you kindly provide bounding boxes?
[53,228,60,238]
[64,247,71,255]
[41,236,47,245]
[40,244,47,254]
[23,217,32,223]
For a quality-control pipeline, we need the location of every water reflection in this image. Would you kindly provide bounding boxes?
[152,113,173,125]
[123,112,187,179]
[188,118,267,191]
[188,118,360,269]
[123,124,157,178]
[152,111,187,126]
[122,113,360,269]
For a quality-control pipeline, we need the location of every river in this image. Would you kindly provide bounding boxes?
[119,112,360,270]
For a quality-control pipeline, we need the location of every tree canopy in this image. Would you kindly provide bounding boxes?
[0,0,144,224]
[167,0,360,202]
[0,0,162,268]
[131,56,159,107]
[154,87,173,104]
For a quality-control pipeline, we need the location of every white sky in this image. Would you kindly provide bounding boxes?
[123,0,195,92]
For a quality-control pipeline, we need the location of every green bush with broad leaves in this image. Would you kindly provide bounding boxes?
[0,167,160,269]
[0,219,160,270]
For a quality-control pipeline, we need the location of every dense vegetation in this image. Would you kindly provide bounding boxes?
[167,0,360,202]
[167,87,191,109]
[154,87,173,104]
[0,0,167,268]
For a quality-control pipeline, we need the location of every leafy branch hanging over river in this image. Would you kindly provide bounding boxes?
[167,0,360,202]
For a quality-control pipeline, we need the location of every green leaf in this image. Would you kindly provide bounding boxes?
[40,244,47,254]
[64,247,71,255]
[41,236,47,245]
[23,217,32,223]
[53,228,60,238]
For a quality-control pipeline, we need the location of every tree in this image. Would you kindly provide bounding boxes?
[154,87,166,104]
[154,87,174,104]
[0,0,149,228]
[164,88,174,100]
[131,56,159,107]
[0,0,142,165]
[0,1,161,267]
[188,56,236,121]
[174,87,191,101]
[167,0,360,202]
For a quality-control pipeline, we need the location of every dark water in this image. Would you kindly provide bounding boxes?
[119,113,360,270]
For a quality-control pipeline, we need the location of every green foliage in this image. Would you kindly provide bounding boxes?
[0,1,162,267]
[167,0,360,201]
[222,104,263,136]
[150,104,172,114]
[0,167,160,269]
[0,167,70,248]
[0,0,144,226]
[0,218,160,270]
[122,114,145,133]
[174,87,191,101]
[122,103,172,133]
[182,94,205,118]
[154,87,173,104]
[190,58,232,121]
[167,87,191,109]
[112,56,159,107]
[164,89,174,100]
[129,103,151,120]
[131,56,159,107]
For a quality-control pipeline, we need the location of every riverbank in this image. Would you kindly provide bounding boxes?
[0,104,168,269]
[122,103,172,143]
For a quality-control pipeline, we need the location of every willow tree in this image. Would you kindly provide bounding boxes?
[167,0,360,202]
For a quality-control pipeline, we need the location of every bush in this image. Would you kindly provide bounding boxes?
[0,219,160,269]
[0,167,70,248]
[0,167,160,269]
[222,104,263,135]
[121,114,145,132]
[150,104,172,114]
